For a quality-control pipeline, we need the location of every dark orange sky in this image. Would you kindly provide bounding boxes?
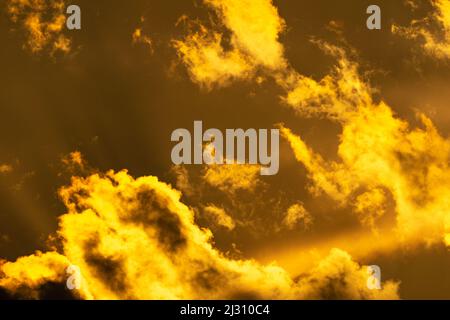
[0,0,449,299]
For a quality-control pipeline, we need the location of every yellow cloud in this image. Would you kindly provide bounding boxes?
[279,43,374,121]
[62,151,85,169]
[7,0,72,55]
[354,188,387,229]
[174,0,450,253]
[174,0,450,255]
[0,251,89,299]
[279,50,450,248]
[445,233,450,247]
[393,0,450,60]
[173,24,253,89]
[297,249,399,300]
[0,170,399,299]
[173,0,287,88]
[173,0,372,125]
[203,0,287,70]
[203,164,261,193]
[283,203,312,230]
[171,165,195,197]
[204,205,236,230]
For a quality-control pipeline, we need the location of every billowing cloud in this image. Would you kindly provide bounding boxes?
[0,251,85,299]
[0,170,399,299]
[7,0,72,55]
[296,249,399,300]
[393,0,450,60]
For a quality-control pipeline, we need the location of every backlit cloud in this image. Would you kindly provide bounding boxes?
[0,170,399,299]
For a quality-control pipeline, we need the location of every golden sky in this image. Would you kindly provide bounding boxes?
[0,0,449,299]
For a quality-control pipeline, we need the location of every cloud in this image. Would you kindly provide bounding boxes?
[174,0,450,252]
[173,0,287,89]
[6,0,72,55]
[203,205,236,230]
[0,170,399,299]
[354,188,387,229]
[0,251,84,300]
[171,165,195,197]
[172,0,373,123]
[282,203,312,230]
[393,0,450,60]
[279,49,450,248]
[173,23,254,89]
[278,43,374,121]
[203,164,262,194]
[203,0,287,70]
[172,163,289,235]
[296,249,399,300]
[62,151,85,169]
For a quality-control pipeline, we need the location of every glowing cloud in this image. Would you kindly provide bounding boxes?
[297,249,399,300]
[0,251,87,299]
[173,24,253,89]
[62,151,85,169]
[0,170,399,299]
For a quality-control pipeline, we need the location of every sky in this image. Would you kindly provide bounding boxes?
[0,0,449,299]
